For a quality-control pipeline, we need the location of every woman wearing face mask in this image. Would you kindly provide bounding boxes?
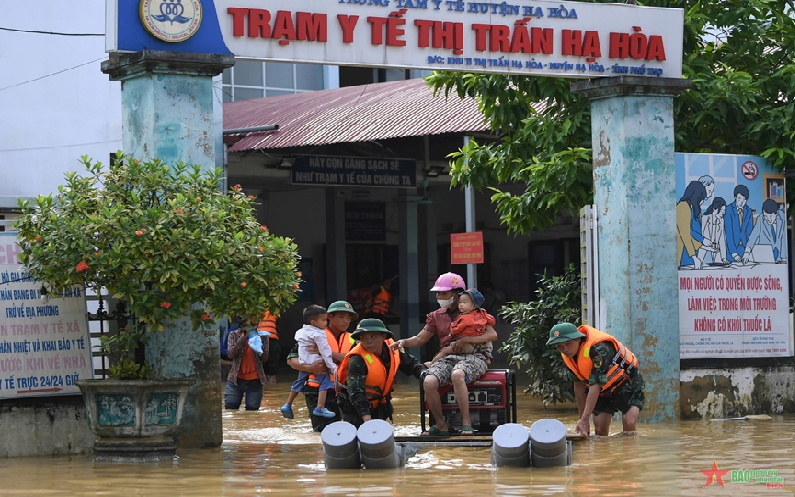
[389,273,498,435]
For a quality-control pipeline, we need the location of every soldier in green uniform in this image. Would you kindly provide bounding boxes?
[336,319,426,427]
[547,322,645,436]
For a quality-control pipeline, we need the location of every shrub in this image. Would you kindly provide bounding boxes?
[14,154,302,379]
[499,264,581,406]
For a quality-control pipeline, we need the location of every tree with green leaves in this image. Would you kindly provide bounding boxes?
[499,265,581,406]
[428,0,795,235]
[15,155,301,379]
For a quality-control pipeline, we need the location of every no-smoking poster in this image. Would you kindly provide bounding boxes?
[741,160,759,181]
[675,153,790,358]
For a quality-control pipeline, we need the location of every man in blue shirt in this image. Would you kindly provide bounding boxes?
[725,185,753,263]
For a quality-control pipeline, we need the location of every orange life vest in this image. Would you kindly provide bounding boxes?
[364,287,391,316]
[562,325,638,397]
[337,340,400,408]
[257,312,278,340]
[305,328,355,389]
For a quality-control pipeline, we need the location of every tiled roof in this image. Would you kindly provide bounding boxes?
[223,78,491,152]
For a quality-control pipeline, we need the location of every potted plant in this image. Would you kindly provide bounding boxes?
[14,154,301,458]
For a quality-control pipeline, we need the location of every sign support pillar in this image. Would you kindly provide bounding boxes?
[102,49,234,448]
[572,76,691,423]
[399,190,421,357]
[463,136,477,289]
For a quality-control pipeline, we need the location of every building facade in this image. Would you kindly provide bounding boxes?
[1,1,580,363]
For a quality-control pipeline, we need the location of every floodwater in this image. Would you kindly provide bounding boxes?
[1,372,794,496]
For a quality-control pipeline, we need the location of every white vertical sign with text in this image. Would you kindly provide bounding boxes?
[0,233,94,399]
[677,154,791,358]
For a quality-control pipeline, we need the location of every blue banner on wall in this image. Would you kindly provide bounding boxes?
[291,156,416,188]
[110,0,231,55]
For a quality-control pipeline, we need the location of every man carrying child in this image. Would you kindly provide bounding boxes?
[224,318,270,411]
[281,305,337,419]
[285,300,358,431]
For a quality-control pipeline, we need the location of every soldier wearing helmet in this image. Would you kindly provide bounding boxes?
[547,322,645,437]
[336,318,426,427]
[389,272,497,435]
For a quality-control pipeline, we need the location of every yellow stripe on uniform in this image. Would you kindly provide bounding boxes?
[365,354,374,364]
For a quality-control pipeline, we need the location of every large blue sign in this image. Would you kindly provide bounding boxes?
[108,0,231,54]
[291,156,416,188]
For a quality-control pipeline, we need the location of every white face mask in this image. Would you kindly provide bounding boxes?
[437,296,456,309]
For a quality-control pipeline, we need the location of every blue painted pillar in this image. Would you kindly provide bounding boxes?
[102,50,234,448]
[571,76,691,423]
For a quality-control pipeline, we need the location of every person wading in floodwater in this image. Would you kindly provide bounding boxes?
[286,300,358,432]
[336,318,426,428]
[547,322,645,437]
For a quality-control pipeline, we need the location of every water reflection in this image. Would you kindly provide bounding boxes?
[1,373,793,496]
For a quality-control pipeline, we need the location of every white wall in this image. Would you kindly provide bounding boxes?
[0,1,121,207]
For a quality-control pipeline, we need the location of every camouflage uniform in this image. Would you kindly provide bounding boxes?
[337,346,426,428]
[573,341,646,416]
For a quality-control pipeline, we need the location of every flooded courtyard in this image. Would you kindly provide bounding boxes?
[1,372,793,496]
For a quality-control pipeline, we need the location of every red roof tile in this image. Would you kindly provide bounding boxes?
[223,78,490,152]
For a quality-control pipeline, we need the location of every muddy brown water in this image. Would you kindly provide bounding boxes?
[1,372,794,496]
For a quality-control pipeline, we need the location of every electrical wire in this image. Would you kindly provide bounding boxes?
[0,140,122,154]
[0,26,104,36]
[0,57,107,92]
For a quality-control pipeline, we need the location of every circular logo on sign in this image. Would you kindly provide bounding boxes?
[741,160,759,181]
[140,0,202,43]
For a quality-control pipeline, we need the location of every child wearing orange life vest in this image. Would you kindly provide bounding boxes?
[431,288,495,363]
[280,305,337,419]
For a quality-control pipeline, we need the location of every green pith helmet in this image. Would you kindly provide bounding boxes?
[326,300,359,319]
[546,322,586,346]
[350,318,393,340]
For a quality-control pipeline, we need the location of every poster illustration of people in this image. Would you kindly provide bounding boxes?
[677,153,792,358]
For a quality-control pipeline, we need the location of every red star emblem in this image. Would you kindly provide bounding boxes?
[700,461,730,486]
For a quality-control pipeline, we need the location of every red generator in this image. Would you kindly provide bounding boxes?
[420,369,517,434]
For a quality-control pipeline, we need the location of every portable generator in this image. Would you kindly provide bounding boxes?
[420,369,517,434]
